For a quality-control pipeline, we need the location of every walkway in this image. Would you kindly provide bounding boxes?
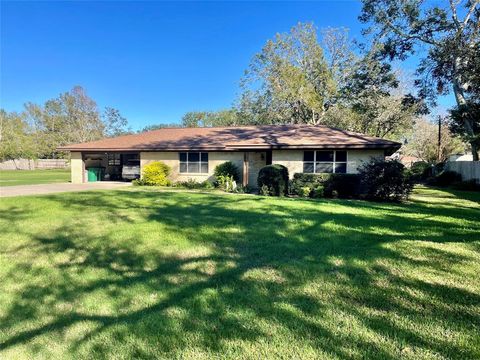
[0,182,131,198]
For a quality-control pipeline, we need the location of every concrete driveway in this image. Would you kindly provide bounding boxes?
[0,182,132,198]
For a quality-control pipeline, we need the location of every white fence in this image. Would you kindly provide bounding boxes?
[445,161,480,182]
[0,159,69,170]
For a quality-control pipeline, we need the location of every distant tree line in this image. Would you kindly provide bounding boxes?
[0,86,131,160]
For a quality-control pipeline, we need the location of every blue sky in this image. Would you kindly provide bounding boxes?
[1,1,450,130]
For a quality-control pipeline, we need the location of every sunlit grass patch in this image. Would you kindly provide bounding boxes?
[0,169,70,186]
[0,186,479,359]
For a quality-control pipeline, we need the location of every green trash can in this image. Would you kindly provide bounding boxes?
[87,168,96,182]
[87,167,105,182]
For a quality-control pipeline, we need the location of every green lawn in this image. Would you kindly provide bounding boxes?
[0,169,71,186]
[0,187,479,359]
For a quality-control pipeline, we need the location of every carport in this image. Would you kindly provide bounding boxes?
[81,152,140,182]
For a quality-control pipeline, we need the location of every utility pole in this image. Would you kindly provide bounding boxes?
[437,116,442,163]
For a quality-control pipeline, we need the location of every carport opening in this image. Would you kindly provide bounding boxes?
[83,152,140,182]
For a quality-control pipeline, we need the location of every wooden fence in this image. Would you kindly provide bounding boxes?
[0,159,69,170]
[445,161,480,182]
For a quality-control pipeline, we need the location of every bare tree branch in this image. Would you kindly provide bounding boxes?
[383,17,439,46]
[449,0,462,29]
[463,0,479,27]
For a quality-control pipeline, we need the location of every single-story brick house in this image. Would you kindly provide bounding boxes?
[59,124,401,185]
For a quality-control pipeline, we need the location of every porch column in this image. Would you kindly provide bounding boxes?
[70,152,85,184]
[81,152,85,183]
[243,152,249,186]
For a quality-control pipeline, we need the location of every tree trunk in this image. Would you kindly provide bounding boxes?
[452,70,479,161]
[471,143,479,161]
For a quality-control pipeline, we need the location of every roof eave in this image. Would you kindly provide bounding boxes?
[59,143,401,152]
[226,143,401,150]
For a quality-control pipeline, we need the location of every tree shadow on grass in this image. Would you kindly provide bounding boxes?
[0,189,479,358]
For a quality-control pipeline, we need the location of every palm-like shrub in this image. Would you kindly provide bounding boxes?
[217,174,238,192]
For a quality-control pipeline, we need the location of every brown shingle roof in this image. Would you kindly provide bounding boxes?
[58,124,401,153]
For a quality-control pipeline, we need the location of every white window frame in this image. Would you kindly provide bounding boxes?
[108,153,121,166]
[179,152,209,174]
[303,150,348,174]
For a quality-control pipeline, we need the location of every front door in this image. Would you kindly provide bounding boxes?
[247,152,267,187]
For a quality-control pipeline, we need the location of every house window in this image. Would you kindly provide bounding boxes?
[179,152,208,173]
[108,153,121,166]
[303,150,347,174]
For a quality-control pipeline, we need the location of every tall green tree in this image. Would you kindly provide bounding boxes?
[322,27,425,139]
[25,86,104,157]
[140,123,183,132]
[0,110,37,162]
[449,103,480,153]
[403,117,465,163]
[337,53,423,139]
[181,23,420,140]
[359,0,480,159]
[24,86,130,157]
[181,110,243,127]
[239,22,337,124]
[103,107,132,137]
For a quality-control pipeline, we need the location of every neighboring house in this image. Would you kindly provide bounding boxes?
[448,153,474,162]
[58,124,401,185]
[388,154,422,168]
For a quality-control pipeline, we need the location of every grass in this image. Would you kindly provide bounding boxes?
[0,186,479,359]
[0,169,71,186]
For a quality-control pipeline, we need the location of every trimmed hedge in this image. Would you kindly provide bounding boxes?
[173,179,214,189]
[289,173,361,198]
[257,164,289,196]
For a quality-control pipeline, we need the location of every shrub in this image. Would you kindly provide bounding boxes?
[260,184,270,196]
[141,161,172,186]
[433,162,446,175]
[289,173,320,197]
[358,159,413,202]
[299,186,312,198]
[298,177,322,197]
[238,185,254,194]
[214,161,240,182]
[132,178,148,186]
[257,164,289,196]
[311,185,325,198]
[432,170,462,187]
[289,173,360,198]
[451,179,480,191]
[174,179,214,189]
[217,174,238,193]
[409,161,432,183]
[325,174,361,198]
